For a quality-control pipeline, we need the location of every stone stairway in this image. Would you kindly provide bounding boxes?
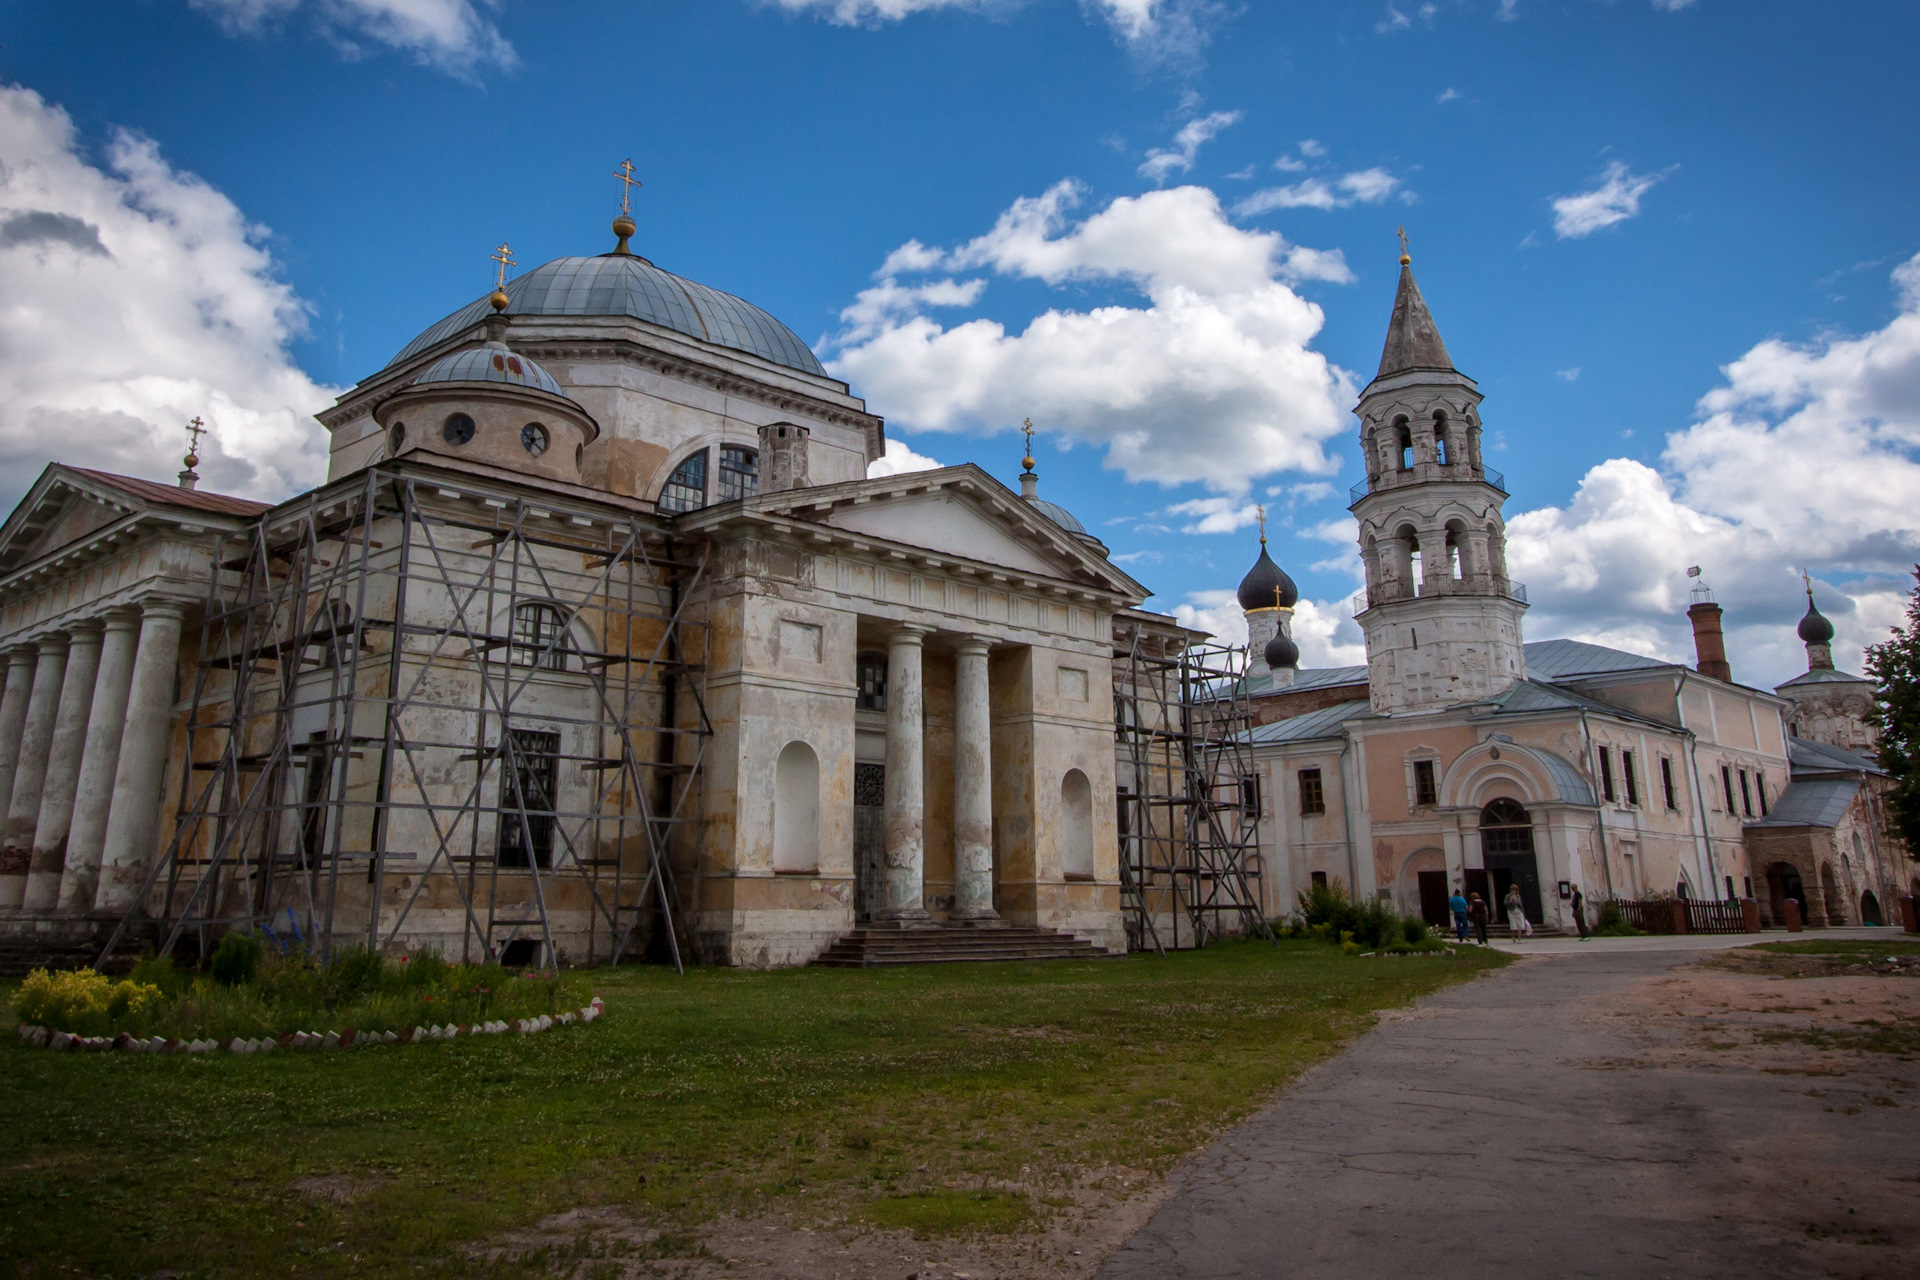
[811,923,1116,968]
[0,915,143,977]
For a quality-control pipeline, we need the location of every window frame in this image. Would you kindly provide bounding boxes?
[1413,758,1438,808]
[510,601,570,671]
[1598,746,1616,803]
[1660,755,1678,811]
[657,449,709,514]
[1622,750,1639,807]
[1738,768,1754,817]
[1298,767,1326,817]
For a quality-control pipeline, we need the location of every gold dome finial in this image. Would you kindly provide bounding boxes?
[1397,224,1411,266]
[1256,503,1267,545]
[612,158,642,254]
[489,241,515,311]
[179,416,207,491]
[1020,417,1036,472]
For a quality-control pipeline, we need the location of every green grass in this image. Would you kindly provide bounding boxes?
[1751,939,1920,956]
[0,939,1504,1277]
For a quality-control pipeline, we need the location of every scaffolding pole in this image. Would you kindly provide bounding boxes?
[96,464,712,973]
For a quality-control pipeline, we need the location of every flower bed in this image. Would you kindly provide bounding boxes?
[7,936,598,1049]
[17,1000,603,1054]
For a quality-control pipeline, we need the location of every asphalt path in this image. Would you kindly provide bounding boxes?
[1096,936,1913,1280]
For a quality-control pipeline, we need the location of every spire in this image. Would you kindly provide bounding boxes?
[1019,416,1038,499]
[1376,247,1454,379]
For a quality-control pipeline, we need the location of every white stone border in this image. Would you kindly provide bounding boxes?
[14,996,603,1054]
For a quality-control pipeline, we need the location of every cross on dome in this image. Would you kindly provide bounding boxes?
[613,159,642,215]
[488,242,515,312]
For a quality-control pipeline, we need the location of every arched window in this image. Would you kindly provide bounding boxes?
[1395,418,1414,470]
[1479,799,1533,854]
[658,451,708,513]
[1434,412,1450,465]
[716,445,759,503]
[856,651,887,712]
[773,741,820,873]
[1062,769,1095,880]
[1445,527,1463,580]
[511,602,569,670]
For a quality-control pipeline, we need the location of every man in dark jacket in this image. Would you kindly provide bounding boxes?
[1571,885,1589,939]
[1467,893,1491,945]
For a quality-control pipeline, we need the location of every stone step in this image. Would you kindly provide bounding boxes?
[811,924,1115,968]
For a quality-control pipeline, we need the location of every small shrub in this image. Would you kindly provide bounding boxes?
[128,954,189,999]
[326,946,386,1002]
[1402,917,1429,945]
[400,950,451,988]
[1594,901,1643,938]
[13,969,166,1036]
[210,932,264,986]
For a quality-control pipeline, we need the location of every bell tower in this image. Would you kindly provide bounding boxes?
[1351,242,1526,714]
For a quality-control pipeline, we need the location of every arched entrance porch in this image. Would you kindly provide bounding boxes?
[1478,798,1542,927]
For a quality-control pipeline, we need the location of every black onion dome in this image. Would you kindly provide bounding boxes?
[1798,593,1835,645]
[1237,544,1299,611]
[1264,632,1300,671]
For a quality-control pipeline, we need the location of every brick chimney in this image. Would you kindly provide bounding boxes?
[1688,599,1731,682]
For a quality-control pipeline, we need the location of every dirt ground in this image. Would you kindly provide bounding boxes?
[482,947,1920,1279]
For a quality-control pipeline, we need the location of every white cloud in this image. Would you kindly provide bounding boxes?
[1504,252,1920,683]
[1139,110,1243,183]
[0,86,337,507]
[762,0,1226,65]
[825,181,1355,494]
[1234,167,1403,217]
[1164,496,1259,534]
[1651,0,1695,10]
[1171,590,1365,666]
[866,437,945,477]
[1437,87,1460,104]
[1375,4,1412,33]
[189,0,516,75]
[1273,155,1306,173]
[834,275,986,345]
[1551,160,1669,239]
[1557,366,1581,381]
[1298,139,1326,158]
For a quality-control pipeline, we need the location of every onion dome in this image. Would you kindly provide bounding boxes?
[413,343,569,398]
[1797,588,1835,645]
[1264,632,1300,671]
[1237,542,1299,611]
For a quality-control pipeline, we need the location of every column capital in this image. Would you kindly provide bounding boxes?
[954,635,993,658]
[888,623,931,645]
[5,647,35,668]
[133,598,190,623]
[65,618,105,640]
[100,607,143,635]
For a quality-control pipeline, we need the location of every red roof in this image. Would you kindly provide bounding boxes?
[67,468,272,519]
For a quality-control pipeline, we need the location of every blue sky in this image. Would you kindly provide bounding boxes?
[3,0,1918,686]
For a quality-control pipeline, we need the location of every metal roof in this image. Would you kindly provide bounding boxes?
[1024,496,1085,534]
[1789,736,1884,777]
[1523,637,1674,679]
[67,468,272,518]
[413,344,569,398]
[1777,666,1873,688]
[1248,698,1372,744]
[387,255,827,377]
[1750,777,1860,830]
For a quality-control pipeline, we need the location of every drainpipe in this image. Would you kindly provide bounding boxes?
[1338,731,1358,897]
[1578,708,1615,900]
[1676,672,1720,896]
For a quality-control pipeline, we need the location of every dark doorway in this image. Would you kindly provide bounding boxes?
[499,938,541,968]
[1766,862,1806,927]
[853,762,885,922]
[1418,870,1450,927]
[1861,890,1884,926]
[498,729,560,868]
[1464,869,1491,915]
[1479,798,1543,925]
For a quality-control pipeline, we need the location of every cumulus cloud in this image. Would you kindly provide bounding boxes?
[866,437,945,477]
[1551,160,1669,239]
[763,0,1227,65]
[1234,167,1403,216]
[1164,496,1259,534]
[1139,110,1242,183]
[0,86,337,507]
[189,0,516,75]
[1171,589,1365,667]
[824,180,1355,494]
[1505,253,1920,683]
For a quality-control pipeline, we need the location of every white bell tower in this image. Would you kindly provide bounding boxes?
[1351,242,1526,714]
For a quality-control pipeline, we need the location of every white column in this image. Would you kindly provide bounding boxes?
[22,623,103,910]
[94,602,186,914]
[58,610,141,912]
[880,624,929,922]
[951,636,996,921]
[0,636,70,909]
[0,647,38,825]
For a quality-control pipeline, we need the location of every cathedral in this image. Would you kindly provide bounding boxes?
[1235,250,1911,933]
[0,194,1906,973]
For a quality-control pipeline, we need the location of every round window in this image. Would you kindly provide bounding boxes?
[521,422,550,456]
[388,422,406,453]
[442,412,475,445]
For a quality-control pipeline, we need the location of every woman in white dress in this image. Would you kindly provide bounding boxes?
[1503,885,1533,937]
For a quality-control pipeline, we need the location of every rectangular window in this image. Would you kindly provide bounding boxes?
[1598,747,1616,803]
[1240,776,1260,815]
[1298,768,1325,816]
[1738,769,1753,818]
[1413,759,1438,807]
[1721,764,1735,812]
[1311,870,1329,889]
[715,444,759,503]
[856,651,887,712]
[1660,756,1678,810]
[498,728,561,869]
[1622,751,1639,807]
[1756,770,1768,817]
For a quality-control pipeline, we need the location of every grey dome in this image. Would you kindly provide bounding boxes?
[1238,544,1299,611]
[388,254,827,377]
[1027,497,1086,535]
[414,344,568,398]
[1264,632,1300,670]
[1798,593,1835,645]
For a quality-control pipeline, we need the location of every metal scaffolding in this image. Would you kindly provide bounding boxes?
[96,462,711,972]
[1113,622,1271,953]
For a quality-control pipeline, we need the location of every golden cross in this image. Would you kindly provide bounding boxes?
[613,159,642,215]
[1397,225,1409,259]
[1021,417,1036,465]
[1256,503,1267,544]
[184,416,207,459]
[1275,584,1286,609]
[490,242,515,290]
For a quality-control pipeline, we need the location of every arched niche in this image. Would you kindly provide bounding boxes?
[1061,769,1095,881]
[773,740,820,873]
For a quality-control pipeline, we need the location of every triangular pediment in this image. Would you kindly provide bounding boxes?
[0,464,271,578]
[717,464,1148,600]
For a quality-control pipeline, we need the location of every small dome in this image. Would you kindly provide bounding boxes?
[1264,632,1300,670]
[1027,497,1086,535]
[413,343,568,397]
[1798,594,1835,645]
[1238,544,1299,611]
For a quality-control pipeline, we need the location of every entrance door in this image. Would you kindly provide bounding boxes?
[853,762,886,923]
[1479,798,1543,924]
[1417,870,1450,927]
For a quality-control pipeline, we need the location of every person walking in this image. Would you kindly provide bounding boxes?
[1571,885,1589,940]
[1467,892,1491,945]
[1449,887,1470,942]
[1503,884,1533,938]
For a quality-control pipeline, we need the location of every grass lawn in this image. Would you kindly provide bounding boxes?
[1,940,1504,1277]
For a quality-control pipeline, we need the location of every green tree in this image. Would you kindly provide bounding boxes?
[1865,566,1920,854]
